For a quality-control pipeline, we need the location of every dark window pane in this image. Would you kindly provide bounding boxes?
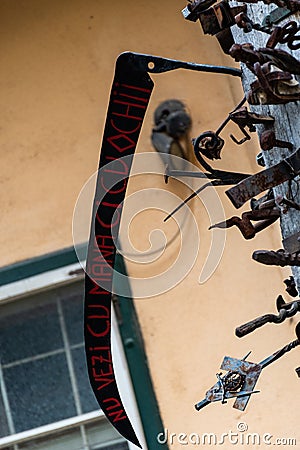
[3,354,77,432]
[0,300,63,365]
[60,285,84,346]
[0,393,9,438]
[72,346,98,413]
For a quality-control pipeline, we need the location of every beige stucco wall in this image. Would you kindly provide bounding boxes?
[1,1,299,448]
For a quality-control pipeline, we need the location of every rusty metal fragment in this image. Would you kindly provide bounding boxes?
[163,166,250,221]
[221,357,262,411]
[235,11,300,46]
[252,249,300,266]
[277,196,300,212]
[250,190,274,209]
[226,147,300,208]
[230,41,300,74]
[284,276,298,297]
[182,0,217,21]
[229,107,274,144]
[248,62,300,105]
[195,323,300,411]
[195,355,261,411]
[193,97,246,161]
[236,295,300,337]
[193,130,225,160]
[192,99,274,161]
[266,20,300,50]
[230,107,274,128]
[183,1,247,53]
[260,129,293,151]
[229,38,300,104]
[199,2,243,35]
[209,207,280,239]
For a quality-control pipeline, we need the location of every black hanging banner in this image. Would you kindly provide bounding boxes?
[84,53,153,448]
[84,51,242,447]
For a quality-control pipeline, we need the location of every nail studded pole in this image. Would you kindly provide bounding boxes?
[231,3,300,294]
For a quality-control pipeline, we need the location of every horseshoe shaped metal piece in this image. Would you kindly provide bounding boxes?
[84,51,241,447]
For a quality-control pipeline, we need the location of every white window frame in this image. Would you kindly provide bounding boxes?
[0,262,147,450]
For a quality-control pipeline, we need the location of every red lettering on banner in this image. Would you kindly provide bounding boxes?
[110,83,148,138]
[84,76,153,447]
[107,133,136,153]
[104,397,122,410]
[95,235,115,261]
[95,377,114,391]
[87,304,110,337]
[90,263,112,279]
[87,236,115,283]
[91,244,114,264]
[92,249,114,262]
[116,82,152,94]
[100,174,127,195]
[96,207,121,229]
[104,157,129,175]
[87,321,110,338]
[89,346,111,363]
[103,398,127,422]
[118,92,149,103]
[87,304,109,314]
[88,278,109,296]
[91,350,113,378]
[110,118,141,135]
[112,100,146,121]
[101,201,121,209]
[95,235,114,255]
[92,359,113,377]
[88,347,115,391]
[95,234,114,248]
[109,409,127,423]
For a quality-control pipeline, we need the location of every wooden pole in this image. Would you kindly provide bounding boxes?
[231,3,300,294]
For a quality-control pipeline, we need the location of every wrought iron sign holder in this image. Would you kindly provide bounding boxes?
[84,1,300,446]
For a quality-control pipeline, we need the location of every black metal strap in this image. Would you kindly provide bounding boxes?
[84,52,242,446]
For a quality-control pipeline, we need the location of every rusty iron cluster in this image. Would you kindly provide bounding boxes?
[179,0,300,412]
[183,0,300,105]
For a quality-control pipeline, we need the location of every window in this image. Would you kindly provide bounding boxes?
[0,271,141,450]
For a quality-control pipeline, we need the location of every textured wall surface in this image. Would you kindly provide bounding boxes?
[1,1,299,448]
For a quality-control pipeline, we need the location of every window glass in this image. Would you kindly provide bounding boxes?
[0,300,63,365]
[4,353,77,432]
[72,345,98,414]
[0,393,9,438]
[0,282,92,433]
[61,290,85,346]
[0,279,133,450]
